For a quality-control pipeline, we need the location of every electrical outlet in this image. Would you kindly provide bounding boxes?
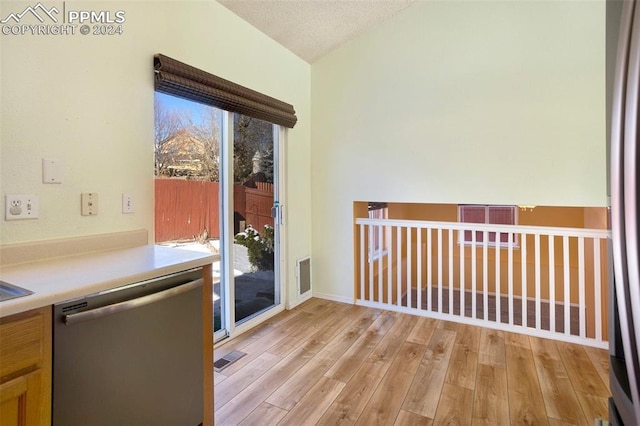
[122,193,134,214]
[81,193,98,216]
[5,195,39,220]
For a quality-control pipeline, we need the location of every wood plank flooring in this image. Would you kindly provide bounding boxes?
[214,298,610,425]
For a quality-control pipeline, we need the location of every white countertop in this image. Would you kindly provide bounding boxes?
[0,245,218,318]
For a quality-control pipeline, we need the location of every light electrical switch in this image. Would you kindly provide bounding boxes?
[43,158,62,184]
[81,193,98,216]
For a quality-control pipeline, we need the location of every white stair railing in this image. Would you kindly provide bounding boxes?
[355,218,610,349]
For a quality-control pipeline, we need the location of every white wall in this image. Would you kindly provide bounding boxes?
[310,1,606,301]
[0,1,311,305]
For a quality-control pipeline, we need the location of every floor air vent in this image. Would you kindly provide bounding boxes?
[214,350,246,372]
[297,257,311,296]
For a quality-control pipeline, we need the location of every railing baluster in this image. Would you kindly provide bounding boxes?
[407,227,412,309]
[508,232,514,325]
[578,237,586,338]
[483,231,488,322]
[438,228,443,313]
[388,226,393,306]
[459,229,465,318]
[495,233,501,324]
[521,234,528,328]
[563,236,570,335]
[472,229,477,319]
[417,228,423,311]
[360,223,365,302]
[378,224,383,304]
[549,235,556,332]
[449,229,454,315]
[594,238,602,341]
[368,225,373,303]
[397,226,402,308]
[535,234,541,331]
[427,228,432,312]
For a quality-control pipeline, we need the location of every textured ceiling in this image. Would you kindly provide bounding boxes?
[217,0,415,63]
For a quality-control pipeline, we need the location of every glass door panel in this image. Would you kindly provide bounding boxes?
[152,92,225,334]
[231,113,279,325]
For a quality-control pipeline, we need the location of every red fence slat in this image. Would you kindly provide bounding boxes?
[154,179,274,243]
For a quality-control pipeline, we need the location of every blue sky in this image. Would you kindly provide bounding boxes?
[155,91,221,129]
[155,91,212,116]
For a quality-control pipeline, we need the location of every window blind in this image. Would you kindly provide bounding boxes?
[154,54,297,128]
[460,205,517,244]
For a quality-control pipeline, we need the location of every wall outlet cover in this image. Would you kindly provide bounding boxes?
[122,193,134,214]
[5,195,39,220]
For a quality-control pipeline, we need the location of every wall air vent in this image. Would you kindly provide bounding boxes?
[297,256,311,296]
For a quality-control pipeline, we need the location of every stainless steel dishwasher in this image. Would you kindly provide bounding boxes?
[52,268,203,426]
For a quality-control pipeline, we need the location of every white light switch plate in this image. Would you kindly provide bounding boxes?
[43,158,62,184]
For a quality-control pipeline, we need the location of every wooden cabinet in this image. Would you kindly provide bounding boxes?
[0,307,52,426]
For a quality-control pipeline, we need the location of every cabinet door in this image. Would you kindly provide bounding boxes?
[0,370,42,426]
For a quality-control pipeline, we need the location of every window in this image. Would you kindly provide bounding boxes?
[459,205,517,246]
[368,202,389,260]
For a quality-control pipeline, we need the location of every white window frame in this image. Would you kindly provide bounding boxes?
[458,205,519,248]
[368,205,389,261]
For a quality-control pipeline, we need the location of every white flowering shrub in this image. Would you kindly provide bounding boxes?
[234,225,274,271]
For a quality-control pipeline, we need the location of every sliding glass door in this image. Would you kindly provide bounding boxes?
[230,114,280,325]
[153,93,281,342]
[216,112,281,341]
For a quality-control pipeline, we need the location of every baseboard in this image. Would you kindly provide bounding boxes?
[312,292,354,305]
[287,291,313,309]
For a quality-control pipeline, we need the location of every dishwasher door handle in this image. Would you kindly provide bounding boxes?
[63,278,203,325]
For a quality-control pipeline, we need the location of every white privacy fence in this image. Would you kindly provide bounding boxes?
[355,218,611,349]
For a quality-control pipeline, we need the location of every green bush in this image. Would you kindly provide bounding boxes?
[234,225,274,271]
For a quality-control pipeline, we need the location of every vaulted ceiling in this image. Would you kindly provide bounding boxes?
[217,0,416,63]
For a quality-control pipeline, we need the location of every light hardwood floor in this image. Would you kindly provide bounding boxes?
[214,298,610,425]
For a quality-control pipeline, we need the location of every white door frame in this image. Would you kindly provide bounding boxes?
[214,116,287,343]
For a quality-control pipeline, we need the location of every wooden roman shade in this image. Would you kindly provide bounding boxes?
[154,54,297,128]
